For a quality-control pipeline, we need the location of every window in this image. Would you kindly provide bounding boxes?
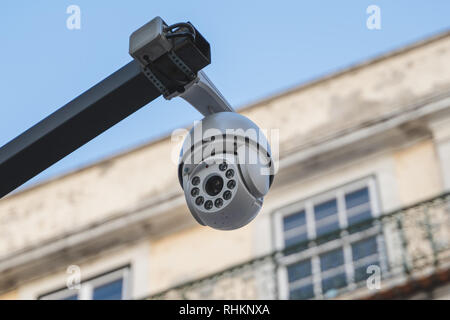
[39,267,130,300]
[276,178,387,299]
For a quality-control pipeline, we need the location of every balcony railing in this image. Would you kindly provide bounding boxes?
[144,192,450,300]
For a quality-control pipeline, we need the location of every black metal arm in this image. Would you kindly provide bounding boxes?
[0,17,222,199]
[0,61,160,198]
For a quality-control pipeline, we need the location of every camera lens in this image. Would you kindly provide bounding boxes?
[215,198,223,208]
[225,169,234,179]
[191,187,200,197]
[204,200,213,210]
[192,176,200,186]
[227,180,236,190]
[219,162,228,171]
[204,175,224,197]
[195,196,204,206]
[223,190,232,200]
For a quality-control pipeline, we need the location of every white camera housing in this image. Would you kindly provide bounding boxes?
[178,112,274,230]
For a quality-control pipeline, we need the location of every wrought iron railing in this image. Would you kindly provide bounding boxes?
[144,192,450,300]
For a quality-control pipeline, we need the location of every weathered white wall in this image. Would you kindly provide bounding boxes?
[0,32,449,298]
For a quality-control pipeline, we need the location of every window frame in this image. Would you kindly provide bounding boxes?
[274,176,388,299]
[39,267,130,300]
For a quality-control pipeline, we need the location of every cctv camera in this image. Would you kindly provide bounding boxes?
[178,112,274,230]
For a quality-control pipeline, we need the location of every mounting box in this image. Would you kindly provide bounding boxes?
[129,16,172,65]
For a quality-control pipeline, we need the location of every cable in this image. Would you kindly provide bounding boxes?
[164,22,196,42]
[164,22,196,39]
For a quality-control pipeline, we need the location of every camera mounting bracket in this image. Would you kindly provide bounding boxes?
[170,70,234,116]
[0,17,233,198]
[129,16,234,116]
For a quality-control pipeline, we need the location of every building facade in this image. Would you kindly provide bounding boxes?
[1,31,450,300]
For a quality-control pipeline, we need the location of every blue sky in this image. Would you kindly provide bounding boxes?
[1,1,449,189]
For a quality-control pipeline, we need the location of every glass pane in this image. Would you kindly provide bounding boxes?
[348,212,374,234]
[320,248,344,272]
[287,260,312,283]
[345,188,369,209]
[284,232,308,255]
[348,209,372,226]
[352,236,378,261]
[322,273,347,294]
[354,261,380,283]
[93,278,123,300]
[283,210,306,231]
[314,199,340,243]
[315,220,340,241]
[314,199,338,221]
[289,284,314,300]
